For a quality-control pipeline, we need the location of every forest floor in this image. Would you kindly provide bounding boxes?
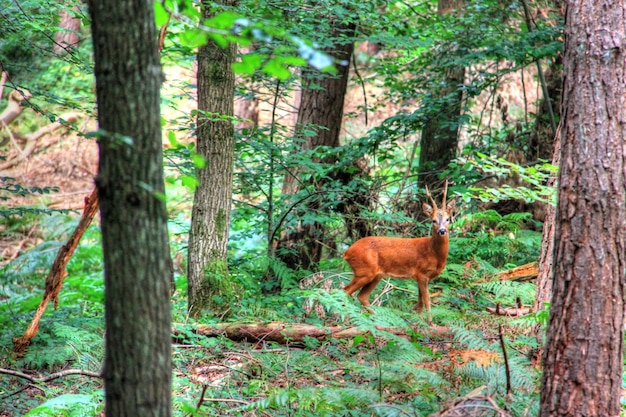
[0,67,547,416]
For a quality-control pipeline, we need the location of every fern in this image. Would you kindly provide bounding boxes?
[22,323,102,369]
[267,256,299,289]
[452,324,496,352]
[450,322,540,409]
[240,386,379,415]
[23,392,103,417]
[478,279,536,307]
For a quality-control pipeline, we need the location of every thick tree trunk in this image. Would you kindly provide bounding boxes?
[187,0,238,318]
[88,0,172,415]
[539,1,626,415]
[417,0,464,188]
[275,21,356,273]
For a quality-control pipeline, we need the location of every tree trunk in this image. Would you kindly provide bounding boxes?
[539,0,626,415]
[533,126,560,312]
[187,0,238,318]
[88,0,172,415]
[525,0,564,162]
[234,46,259,131]
[274,21,356,273]
[417,0,464,188]
[528,2,564,314]
[54,7,81,55]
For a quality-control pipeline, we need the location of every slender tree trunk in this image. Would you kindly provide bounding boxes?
[539,0,626,415]
[187,0,238,318]
[88,0,172,415]
[417,0,464,188]
[533,125,560,312]
[235,46,259,131]
[54,6,81,55]
[528,2,564,314]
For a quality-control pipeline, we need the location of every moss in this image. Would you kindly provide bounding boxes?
[215,208,227,239]
[201,258,238,316]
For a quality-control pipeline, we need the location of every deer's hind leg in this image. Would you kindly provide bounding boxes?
[344,273,371,299]
[356,274,384,307]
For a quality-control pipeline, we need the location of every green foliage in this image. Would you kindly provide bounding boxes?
[22,322,103,369]
[23,393,103,417]
[450,210,541,269]
[157,0,334,79]
[1,0,565,414]
[452,323,540,413]
[458,153,558,204]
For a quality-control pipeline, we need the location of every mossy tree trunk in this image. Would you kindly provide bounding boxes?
[88,0,172,414]
[187,0,238,318]
[539,0,626,414]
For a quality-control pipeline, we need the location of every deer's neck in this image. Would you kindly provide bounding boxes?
[430,232,449,259]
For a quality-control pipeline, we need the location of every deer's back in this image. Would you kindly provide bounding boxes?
[344,236,440,278]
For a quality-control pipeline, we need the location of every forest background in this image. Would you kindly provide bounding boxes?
[1,0,620,416]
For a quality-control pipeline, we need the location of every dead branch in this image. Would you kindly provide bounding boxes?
[0,71,7,103]
[498,324,512,399]
[0,367,101,383]
[13,188,100,354]
[0,112,81,171]
[0,89,32,135]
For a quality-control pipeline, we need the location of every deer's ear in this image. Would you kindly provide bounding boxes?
[447,199,456,213]
[422,203,433,217]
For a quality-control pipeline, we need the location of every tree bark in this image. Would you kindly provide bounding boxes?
[533,127,560,312]
[539,1,626,415]
[187,0,238,318]
[417,0,464,188]
[88,0,172,415]
[54,7,81,55]
[275,20,356,273]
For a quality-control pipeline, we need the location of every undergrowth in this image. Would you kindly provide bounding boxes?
[0,203,544,416]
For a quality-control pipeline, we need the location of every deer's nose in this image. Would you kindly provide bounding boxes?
[438,228,447,235]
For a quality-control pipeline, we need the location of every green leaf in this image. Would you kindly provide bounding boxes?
[167,131,179,147]
[179,28,209,49]
[261,59,292,80]
[191,153,206,169]
[181,175,199,191]
[203,11,241,30]
[208,32,229,49]
[232,54,263,75]
[154,2,170,27]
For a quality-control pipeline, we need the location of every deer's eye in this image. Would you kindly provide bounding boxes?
[432,219,437,223]
[446,218,450,222]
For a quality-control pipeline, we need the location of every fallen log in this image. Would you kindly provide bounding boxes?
[177,321,453,345]
[496,261,538,282]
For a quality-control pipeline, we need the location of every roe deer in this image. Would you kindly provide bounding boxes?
[343,180,455,318]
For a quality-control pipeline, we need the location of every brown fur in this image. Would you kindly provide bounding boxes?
[344,193,455,317]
